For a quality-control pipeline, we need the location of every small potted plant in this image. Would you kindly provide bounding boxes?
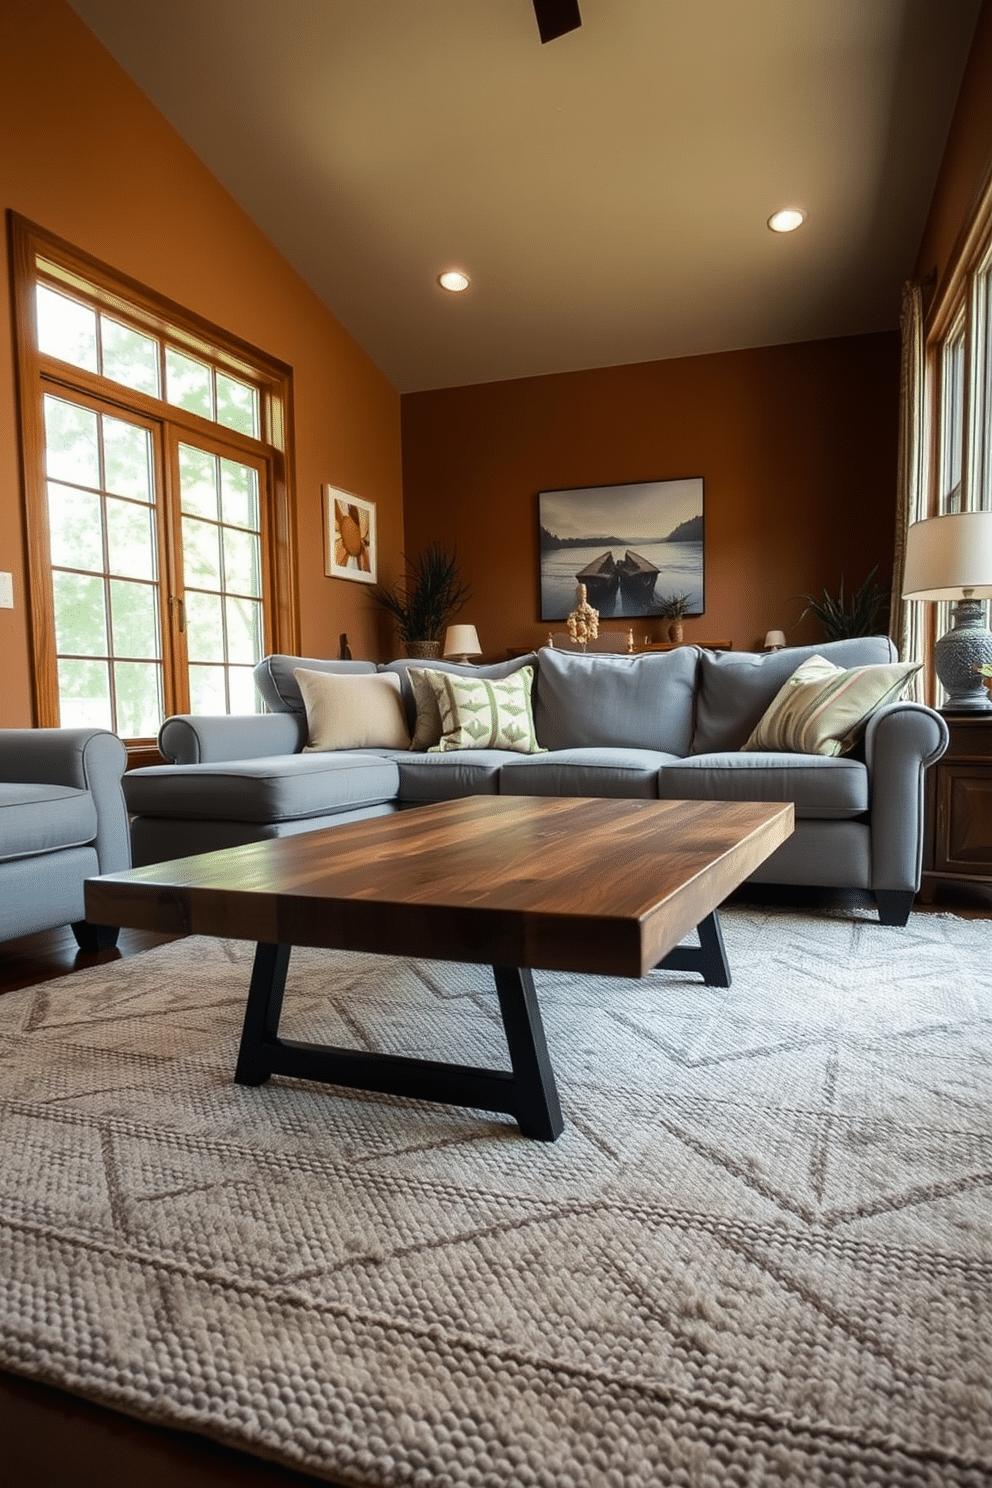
[657,592,692,643]
[372,541,471,658]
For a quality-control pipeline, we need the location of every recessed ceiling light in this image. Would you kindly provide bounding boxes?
[767,208,806,233]
[438,269,470,292]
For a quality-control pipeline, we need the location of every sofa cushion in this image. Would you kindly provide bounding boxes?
[657,752,869,819]
[0,782,98,862]
[122,754,400,823]
[381,653,539,737]
[499,748,678,799]
[423,667,544,754]
[253,655,378,715]
[295,667,411,752]
[742,655,921,757]
[396,750,517,803]
[690,636,900,754]
[534,647,698,754]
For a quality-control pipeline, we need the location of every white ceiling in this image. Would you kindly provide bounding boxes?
[68,0,981,393]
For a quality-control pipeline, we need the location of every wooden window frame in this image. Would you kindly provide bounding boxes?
[8,212,299,748]
[924,167,992,519]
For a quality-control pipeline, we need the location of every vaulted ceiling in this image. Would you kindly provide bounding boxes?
[68,0,981,392]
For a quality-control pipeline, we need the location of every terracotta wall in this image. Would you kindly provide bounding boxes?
[0,0,402,726]
[914,0,992,293]
[401,332,900,657]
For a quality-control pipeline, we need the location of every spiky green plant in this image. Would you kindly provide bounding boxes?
[797,566,890,641]
[372,541,471,643]
[656,591,693,620]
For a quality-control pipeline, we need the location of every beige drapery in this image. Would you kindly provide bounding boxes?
[889,281,927,701]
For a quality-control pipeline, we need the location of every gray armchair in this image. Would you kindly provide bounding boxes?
[0,727,131,951]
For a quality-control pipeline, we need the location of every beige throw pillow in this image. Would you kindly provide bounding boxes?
[294,667,411,752]
[742,654,921,757]
[423,667,545,754]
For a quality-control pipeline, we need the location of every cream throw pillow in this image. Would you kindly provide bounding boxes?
[742,654,921,757]
[294,667,411,752]
[423,666,545,754]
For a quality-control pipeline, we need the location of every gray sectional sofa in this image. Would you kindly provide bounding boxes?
[122,637,949,927]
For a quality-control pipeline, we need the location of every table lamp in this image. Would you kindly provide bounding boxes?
[901,510,992,712]
[763,630,786,652]
[442,623,482,664]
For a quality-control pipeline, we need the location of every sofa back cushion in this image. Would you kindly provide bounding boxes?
[691,636,899,754]
[253,655,378,715]
[534,647,699,754]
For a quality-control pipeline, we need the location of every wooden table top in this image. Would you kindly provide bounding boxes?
[86,796,794,979]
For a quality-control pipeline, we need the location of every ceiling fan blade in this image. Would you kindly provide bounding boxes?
[532,0,582,44]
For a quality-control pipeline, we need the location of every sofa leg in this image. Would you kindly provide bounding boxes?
[874,891,915,928]
[72,920,121,952]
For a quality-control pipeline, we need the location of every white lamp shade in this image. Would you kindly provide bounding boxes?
[902,511,992,600]
[763,630,786,650]
[443,623,481,659]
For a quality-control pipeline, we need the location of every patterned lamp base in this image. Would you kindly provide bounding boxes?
[934,598,992,712]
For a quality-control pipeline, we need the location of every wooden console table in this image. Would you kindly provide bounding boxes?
[506,639,732,657]
[919,713,992,900]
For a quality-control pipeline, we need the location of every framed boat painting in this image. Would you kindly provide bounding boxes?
[538,478,704,620]
[325,487,377,583]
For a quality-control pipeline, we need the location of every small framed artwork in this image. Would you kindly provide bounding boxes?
[325,487,377,583]
[538,477,704,620]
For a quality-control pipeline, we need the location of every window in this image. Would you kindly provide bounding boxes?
[920,176,992,705]
[9,215,298,757]
[971,240,992,514]
[936,313,965,513]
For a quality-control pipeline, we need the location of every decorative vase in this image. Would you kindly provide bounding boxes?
[668,621,684,643]
[404,639,443,660]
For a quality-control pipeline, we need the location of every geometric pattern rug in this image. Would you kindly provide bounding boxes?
[0,906,990,1486]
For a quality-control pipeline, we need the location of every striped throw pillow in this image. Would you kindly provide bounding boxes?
[742,655,921,757]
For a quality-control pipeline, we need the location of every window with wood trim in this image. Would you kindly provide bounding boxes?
[8,213,299,758]
[926,195,992,519]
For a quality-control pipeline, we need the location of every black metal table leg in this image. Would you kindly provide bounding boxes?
[492,965,564,1140]
[232,944,564,1140]
[235,942,292,1085]
[655,909,731,987]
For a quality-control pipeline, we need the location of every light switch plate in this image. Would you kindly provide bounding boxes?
[0,572,13,609]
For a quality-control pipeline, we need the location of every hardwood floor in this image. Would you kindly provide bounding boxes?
[1,881,988,1486]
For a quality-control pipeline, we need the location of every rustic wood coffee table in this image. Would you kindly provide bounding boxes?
[86,796,793,1142]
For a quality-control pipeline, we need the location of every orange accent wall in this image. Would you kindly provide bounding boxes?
[401,333,900,656]
[0,0,402,726]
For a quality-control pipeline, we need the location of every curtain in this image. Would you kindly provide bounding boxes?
[890,281,926,700]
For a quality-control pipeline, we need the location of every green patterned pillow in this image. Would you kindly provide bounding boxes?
[742,654,921,757]
[424,666,545,754]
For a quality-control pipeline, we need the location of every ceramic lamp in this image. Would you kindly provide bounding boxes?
[443,624,482,664]
[902,511,992,713]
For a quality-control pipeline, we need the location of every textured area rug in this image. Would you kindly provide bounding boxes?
[1,908,990,1486]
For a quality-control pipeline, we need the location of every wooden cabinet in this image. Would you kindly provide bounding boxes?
[920,715,992,898]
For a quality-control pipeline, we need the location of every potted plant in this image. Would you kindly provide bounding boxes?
[372,541,471,658]
[657,592,692,642]
[797,566,890,641]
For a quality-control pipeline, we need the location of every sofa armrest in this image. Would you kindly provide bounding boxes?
[863,702,949,891]
[0,727,130,874]
[158,712,305,764]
